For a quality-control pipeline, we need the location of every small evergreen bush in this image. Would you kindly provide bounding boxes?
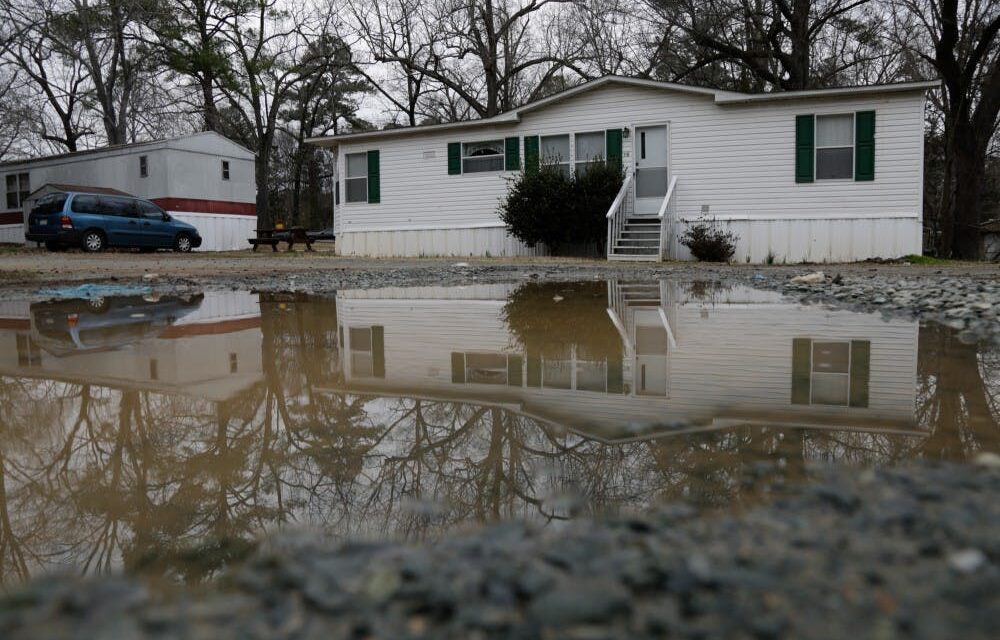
[679,217,738,262]
[499,160,623,254]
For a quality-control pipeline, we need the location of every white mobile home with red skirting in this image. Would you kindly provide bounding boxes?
[309,76,936,262]
[0,132,256,251]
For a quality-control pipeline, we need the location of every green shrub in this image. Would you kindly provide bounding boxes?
[679,218,738,262]
[499,160,623,254]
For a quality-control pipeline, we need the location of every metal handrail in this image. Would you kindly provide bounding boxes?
[606,172,634,257]
[657,175,678,260]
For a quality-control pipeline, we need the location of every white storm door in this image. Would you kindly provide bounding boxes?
[634,125,668,215]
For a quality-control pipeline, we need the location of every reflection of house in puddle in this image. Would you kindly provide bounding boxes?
[0,291,263,401]
[335,281,920,441]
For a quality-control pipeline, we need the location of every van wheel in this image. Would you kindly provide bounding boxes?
[174,233,193,253]
[82,230,106,252]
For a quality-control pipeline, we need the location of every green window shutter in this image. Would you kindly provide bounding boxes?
[849,340,870,407]
[526,353,541,387]
[371,326,385,378]
[366,150,380,203]
[795,115,814,183]
[447,142,461,175]
[855,111,875,181]
[791,338,811,405]
[606,129,623,170]
[451,352,466,383]
[507,354,523,386]
[524,136,540,174]
[606,357,623,394]
[504,137,520,171]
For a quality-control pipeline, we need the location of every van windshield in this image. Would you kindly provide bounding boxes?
[31,194,68,216]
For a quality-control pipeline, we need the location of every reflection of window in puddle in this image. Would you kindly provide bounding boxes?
[792,338,870,407]
[465,353,508,384]
[349,326,385,378]
[542,346,612,393]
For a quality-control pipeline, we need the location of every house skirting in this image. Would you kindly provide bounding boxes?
[339,216,921,262]
[669,215,922,263]
[0,222,24,244]
[166,211,256,252]
[336,226,544,258]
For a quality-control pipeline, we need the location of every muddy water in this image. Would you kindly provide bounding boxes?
[0,280,996,586]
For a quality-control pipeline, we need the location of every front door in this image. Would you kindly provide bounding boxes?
[634,125,668,215]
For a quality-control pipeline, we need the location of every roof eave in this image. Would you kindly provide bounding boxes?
[713,80,941,104]
[307,112,522,147]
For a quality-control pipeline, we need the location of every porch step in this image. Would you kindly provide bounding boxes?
[620,230,660,238]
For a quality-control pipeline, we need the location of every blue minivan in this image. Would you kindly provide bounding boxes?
[25,191,202,252]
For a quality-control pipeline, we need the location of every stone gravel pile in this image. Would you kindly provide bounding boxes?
[782,272,1000,342]
[1,460,996,639]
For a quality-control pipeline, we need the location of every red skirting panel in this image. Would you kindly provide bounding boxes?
[0,211,23,225]
[153,198,257,217]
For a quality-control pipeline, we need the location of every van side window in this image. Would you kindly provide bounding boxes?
[71,195,99,214]
[32,194,68,215]
[100,196,137,217]
[137,200,164,219]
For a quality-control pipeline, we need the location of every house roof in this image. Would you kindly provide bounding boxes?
[28,183,133,198]
[0,131,255,169]
[307,75,940,147]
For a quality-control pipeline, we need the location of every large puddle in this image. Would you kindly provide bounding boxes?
[0,280,997,586]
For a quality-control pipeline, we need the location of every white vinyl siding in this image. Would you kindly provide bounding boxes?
[815,114,854,180]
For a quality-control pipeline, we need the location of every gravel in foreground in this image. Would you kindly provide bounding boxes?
[1,460,997,639]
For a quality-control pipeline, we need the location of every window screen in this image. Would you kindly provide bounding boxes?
[345,153,368,202]
[574,131,605,174]
[816,114,854,180]
[462,140,504,173]
[541,135,570,177]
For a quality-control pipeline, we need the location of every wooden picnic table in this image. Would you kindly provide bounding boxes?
[249,227,314,252]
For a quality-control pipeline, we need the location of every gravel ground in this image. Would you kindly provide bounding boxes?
[2,247,998,340]
[1,459,996,639]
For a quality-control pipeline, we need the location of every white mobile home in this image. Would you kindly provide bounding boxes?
[0,132,256,251]
[310,76,936,262]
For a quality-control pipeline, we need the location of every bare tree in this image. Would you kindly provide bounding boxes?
[351,0,583,119]
[894,0,1000,258]
[650,0,884,91]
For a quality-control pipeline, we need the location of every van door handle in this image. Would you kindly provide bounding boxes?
[142,222,151,226]
[128,220,137,225]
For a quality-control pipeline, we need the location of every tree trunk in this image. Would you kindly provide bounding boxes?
[787,0,811,90]
[940,124,986,259]
[256,151,271,228]
[201,75,220,132]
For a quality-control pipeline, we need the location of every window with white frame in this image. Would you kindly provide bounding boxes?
[221,160,230,180]
[139,155,149,178]
[574,131,605,174]
[815,114,854,180]
[5,173,29,210]
[462,140,504,173]
[541,134,570,177]
[345,152,368,203]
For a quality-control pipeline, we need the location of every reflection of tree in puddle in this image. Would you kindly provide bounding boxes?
[0,297,997,587]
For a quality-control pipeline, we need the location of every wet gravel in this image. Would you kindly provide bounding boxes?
[1,459,996,639]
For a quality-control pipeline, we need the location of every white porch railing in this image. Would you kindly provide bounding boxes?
[605,172,634,257]
[656,175,678,260]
